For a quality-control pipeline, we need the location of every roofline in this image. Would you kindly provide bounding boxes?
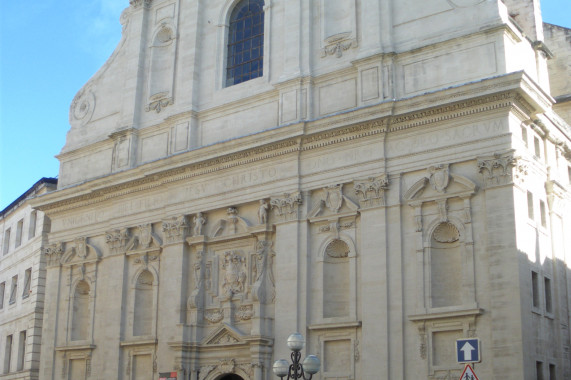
[0,177,58,218]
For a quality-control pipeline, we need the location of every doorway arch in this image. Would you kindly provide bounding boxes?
[218,375,245,380]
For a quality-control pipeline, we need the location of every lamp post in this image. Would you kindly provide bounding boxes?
[272,332,320,380]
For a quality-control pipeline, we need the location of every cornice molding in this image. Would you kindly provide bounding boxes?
[34,76,551,213]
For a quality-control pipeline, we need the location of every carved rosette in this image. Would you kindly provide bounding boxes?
[477,153,527,188]
[270,192,302,222]
[354,175,389,208]
[105,228,130,255]
[44,243,64,267]
[162,216,189,244]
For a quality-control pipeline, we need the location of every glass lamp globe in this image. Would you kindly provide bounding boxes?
[287,332,306,352]
[302,355,320,375]
[273,359,290,377]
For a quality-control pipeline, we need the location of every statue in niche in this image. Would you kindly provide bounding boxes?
[193,213,206,236]
[222,252,246,299]
[258,200,269,224]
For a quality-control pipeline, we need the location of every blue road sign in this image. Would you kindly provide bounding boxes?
[456,338,481,363]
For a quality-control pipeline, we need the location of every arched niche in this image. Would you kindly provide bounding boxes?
[428,221,462,308]
[133,270,154,336]
[323,239,351,318]
[71,280,91,341]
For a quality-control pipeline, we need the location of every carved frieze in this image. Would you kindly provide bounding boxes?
[270,192,302,222]
[162,216,189,244]
[354,175,389,208]
[477,153,528,188]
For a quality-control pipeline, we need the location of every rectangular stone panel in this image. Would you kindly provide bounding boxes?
[361,67,380,101]
[172,122,189,153]
[201,101,278,145]
[404,43,497,94]
[141,132,168,163]
[324,339,352,375]
[319,79,357,116]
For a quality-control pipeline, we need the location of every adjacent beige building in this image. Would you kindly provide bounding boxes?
[0,178,57,379]
[28,0,571,379]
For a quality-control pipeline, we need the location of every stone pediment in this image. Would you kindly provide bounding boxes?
[404,165,476,203]
[308,184,359,220]
[202,324,246,347]
[210,208,251,238]
[126,224,163,255]
[61,237,101,266]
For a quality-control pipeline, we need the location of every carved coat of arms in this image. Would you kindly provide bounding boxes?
[325,184,344,213]
[428,164,450,193]
[222,252,246,298]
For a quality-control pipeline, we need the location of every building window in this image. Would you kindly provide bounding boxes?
[532,271,540,309]
[3,228,10,254]
[544,277,553,314]
[4,335,12,374]
[15,219,23,248]
[9,276,18,305]
[22,268,31,299]
[28,211,37,239]
[534,136,541,158]
[16,330,25,371]
[540,200,547,228]
[549,364,556,380]
[0,282,5,309]
[527,191,534,220]
[226,0,264,87]
[521,125,528,147]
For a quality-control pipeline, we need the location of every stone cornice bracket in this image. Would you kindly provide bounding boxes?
[44,242,65,267]
[162,215,190,245]
[477,152,528,188]
[353,175,389,209]
[130,0,152,9]
[270,192,302,223]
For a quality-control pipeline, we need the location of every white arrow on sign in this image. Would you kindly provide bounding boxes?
[460,342,475,361]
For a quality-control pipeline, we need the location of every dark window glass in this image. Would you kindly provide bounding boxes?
[226,0,264,86]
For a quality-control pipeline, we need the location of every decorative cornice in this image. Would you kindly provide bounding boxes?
[37,86,543,213]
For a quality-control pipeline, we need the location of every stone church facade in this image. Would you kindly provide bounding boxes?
[22,0,571,379]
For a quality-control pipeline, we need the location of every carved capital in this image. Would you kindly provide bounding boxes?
[354,175,389,208]
[477,153,527,188]
[130,0,152,9]
[162,216,189,244]
[270,192,302,222]
[105,228,130,255]
[44,242,64,267]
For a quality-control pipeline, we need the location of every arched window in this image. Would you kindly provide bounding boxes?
[226,0,264,86]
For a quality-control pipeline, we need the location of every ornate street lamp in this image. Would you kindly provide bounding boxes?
[272,332,321,380]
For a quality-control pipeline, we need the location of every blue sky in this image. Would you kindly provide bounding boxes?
[1,0,570,210]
